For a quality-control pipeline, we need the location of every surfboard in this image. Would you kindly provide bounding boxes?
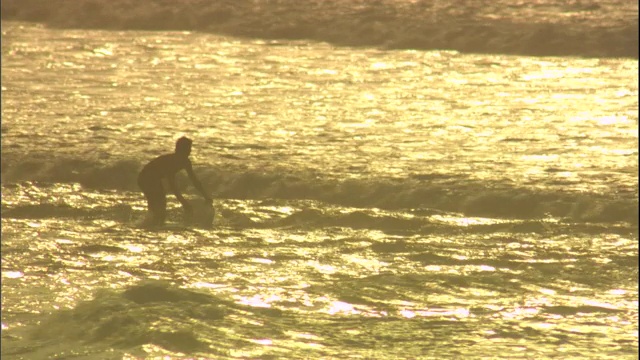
[185,198,216,229]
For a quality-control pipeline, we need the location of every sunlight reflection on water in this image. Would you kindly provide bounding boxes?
[1,22,637,359]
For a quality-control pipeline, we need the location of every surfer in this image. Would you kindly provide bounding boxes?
[137,136,212,225]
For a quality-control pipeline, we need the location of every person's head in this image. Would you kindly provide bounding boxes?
[175,136,192,157]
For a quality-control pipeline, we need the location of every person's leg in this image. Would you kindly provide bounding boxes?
[139,179,167,225]
[148,189,167,225]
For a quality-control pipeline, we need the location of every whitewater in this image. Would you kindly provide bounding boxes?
[1,14,638,360]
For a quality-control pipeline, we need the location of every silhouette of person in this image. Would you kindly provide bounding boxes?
[137,136,212,225]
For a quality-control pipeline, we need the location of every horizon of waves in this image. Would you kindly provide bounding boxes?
[1,160,638,225]
[1,0,638,59]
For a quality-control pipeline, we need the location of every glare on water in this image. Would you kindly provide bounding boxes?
[1,22,638,359]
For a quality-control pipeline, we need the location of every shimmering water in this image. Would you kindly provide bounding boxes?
[1,21,638,359]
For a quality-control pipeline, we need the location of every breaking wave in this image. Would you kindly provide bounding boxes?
[2,0,638,58]
[29,281,228,354]
[1,157,637,225]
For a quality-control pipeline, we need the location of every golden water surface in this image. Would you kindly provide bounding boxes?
[1,22,638,359]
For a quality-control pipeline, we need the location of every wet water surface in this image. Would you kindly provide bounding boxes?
[1,22,638,359]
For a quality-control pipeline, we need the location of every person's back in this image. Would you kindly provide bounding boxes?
[137,136,212,225]
[138,153,189,184]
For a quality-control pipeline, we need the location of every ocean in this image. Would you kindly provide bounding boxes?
[1,3,638,359]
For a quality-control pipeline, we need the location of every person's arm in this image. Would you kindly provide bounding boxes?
[168,175,191,210]
[185,161,212,204]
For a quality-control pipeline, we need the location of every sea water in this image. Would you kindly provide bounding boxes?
[1,21,638,359]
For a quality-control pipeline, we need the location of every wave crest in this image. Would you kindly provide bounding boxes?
[2,0,637,58]
[2,157,637,225]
